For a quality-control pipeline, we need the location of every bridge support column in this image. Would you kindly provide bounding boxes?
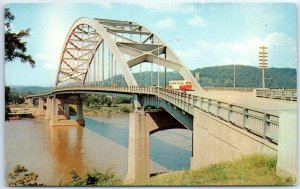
[63,104,70,119]
[76,98,85,126]
[125,110,163,183]
[276,113,297,179]
[49,97,59,126]
[45,97,52,120]
[36,98,45,116]
[27,98,33,108]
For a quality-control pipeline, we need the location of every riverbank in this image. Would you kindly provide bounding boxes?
[129,154,294,186]
[66,103,134,115]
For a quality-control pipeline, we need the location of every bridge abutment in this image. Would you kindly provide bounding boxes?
[190,109,277,170]
[276,113,297,178]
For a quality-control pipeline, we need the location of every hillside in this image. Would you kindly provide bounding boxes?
[193,65,296,88]
[11,86,53,94]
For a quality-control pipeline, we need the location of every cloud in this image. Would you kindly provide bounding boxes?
[176,32,296,69]
[138,2,196,14]
[155,17,176,29]
[97,2,112,9]
[188,15,206,27]
[34,53,58,70]
[44,62,58,70]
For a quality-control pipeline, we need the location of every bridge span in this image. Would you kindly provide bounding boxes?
[27,85,296,181]
[26,17,296,182]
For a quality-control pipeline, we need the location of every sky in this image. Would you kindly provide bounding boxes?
[4,2,298,87]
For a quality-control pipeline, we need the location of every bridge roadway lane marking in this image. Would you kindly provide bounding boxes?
[187,91,297,115]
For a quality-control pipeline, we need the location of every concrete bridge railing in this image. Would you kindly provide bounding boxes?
[254,88,297,101]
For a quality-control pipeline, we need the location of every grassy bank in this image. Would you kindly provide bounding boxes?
[131,154,294,186]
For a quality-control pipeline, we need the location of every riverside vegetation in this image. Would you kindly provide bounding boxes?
[81,94,133,113]
[7,154,294,186]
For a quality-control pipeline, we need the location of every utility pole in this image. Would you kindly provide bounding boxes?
[259,45,268,88]
[222,54,236,88]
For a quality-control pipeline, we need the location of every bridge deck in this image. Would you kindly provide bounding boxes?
[188,91,297,115]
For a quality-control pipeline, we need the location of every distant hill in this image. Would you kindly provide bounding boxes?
[11,86,53,94]
[10,65,296,94]
[192,65,297,88]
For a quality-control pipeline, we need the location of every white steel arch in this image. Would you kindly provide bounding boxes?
[55,17,203,91]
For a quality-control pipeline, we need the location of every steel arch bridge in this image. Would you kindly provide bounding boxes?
[55,17,203,91]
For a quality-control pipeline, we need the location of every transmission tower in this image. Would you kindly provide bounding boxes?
[258,45,268,88]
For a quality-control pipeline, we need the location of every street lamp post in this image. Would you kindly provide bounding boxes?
[223,54,236,88]
[157,38,180,97]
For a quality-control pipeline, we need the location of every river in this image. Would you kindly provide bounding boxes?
[5,113,192,186]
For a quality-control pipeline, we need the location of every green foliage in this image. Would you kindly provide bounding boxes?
[67,168,121,186]
[132,154,295,186]
[11,86,53,95]
[127,65,296,89]
[112,96,132,104]
[7,165,43,186]
[5,8,35,67]
[120,106,130,113]
[5,86,25,105]
[192,65,296,88]
[82,94,113,110]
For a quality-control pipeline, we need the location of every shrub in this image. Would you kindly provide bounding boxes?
[7,165,43,186]
[67,168,121,186]
[120,106,130,113]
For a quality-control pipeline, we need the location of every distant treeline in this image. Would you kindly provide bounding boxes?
[193,65,296,88]
[11,65,296,94]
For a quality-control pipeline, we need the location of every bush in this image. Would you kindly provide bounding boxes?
[120,106,130,113]
[7,165,43,186]
[67,168,121,186]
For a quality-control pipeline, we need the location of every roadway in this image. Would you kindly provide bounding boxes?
[188,90,297,115]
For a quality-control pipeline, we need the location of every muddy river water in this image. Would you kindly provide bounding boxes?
[5,112,192,185]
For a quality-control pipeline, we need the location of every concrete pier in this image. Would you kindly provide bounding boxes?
[49,97,59,126]
[36,98,45,116]
[63,103,70,119]
[76,98,85,126]
[125,111,155,182]
[45,97,52,120]
[125,110,185,182]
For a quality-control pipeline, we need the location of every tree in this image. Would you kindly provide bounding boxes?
[5,8,35,67]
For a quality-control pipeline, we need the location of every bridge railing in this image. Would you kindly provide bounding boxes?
[203,87,254,92]
[29,85,280,144]
[255,88,297,101]
[152,87,279,144]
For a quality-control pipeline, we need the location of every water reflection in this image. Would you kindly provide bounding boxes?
[46,124,85,183]
[83,116,192,171]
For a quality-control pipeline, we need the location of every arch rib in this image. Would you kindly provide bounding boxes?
[55,17,203,92]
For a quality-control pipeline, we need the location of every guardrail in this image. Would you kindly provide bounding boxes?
[203,87,254,92]
[27,85,280,144]
[255,88,297,101]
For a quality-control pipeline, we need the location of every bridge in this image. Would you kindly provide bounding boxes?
[26,17,297,182]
